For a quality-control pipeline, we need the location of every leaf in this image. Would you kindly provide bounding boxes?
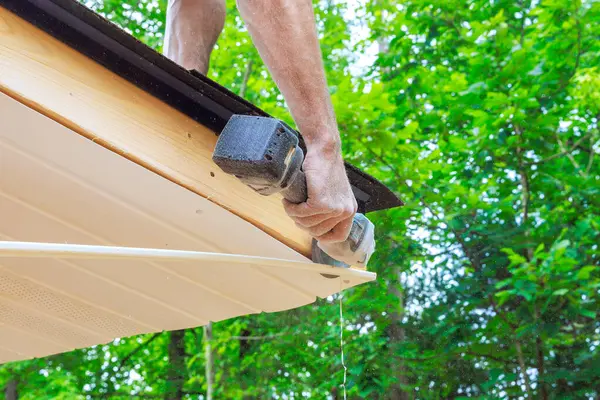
[501,248,527,266]
[534,243,545,255]
[485,92,509,108]
[516,323,537,338]
[375,130,397,149]
[490,9,505,25]
[575,266,597,280]
[397,121,419,138]
[495,290,512,306]
[578,309,597,319]
[9,1,600,398]
[460,81,487,96]
[495,279,512,289]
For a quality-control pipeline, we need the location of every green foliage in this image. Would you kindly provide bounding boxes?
[2,0,600,398]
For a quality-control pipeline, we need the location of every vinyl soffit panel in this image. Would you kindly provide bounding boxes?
[0,93,375,364]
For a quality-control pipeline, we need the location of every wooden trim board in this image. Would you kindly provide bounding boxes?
[0,92,375,364]
[0,5,313,256]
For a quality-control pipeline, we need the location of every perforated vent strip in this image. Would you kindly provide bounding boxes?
[0,269,151,338]
[0,300,101,349]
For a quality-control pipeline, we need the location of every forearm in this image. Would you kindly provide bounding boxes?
[164,0,226,74]
[236,0,340,152]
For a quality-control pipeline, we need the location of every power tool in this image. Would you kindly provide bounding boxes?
[212,115,375,268]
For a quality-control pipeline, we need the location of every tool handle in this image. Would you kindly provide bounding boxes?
[283,169,308,204]
[281,146,308,204]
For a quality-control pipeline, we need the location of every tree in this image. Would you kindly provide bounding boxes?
[1,0,599,398]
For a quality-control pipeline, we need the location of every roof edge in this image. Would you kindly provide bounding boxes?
[0,0,403,213]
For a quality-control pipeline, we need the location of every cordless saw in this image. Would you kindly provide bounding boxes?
[212,115,375,268]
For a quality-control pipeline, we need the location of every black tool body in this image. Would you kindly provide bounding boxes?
[213,115,308,204]
[213,115,376,269]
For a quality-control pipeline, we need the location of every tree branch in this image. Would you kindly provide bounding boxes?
[400,352,450,362]
[519,0,527,46]
[526,133,591,165]
[238,59,254,98]
[536,333,548,399]
[428,247,461,258]
[228,332,286,341]
[490,292,533,397]
[586,135,596,174]
[516,158,529,225]
[557,133,586,177]
[465,351,518,366]
[121,0,141,33]
[88,394,164,399]
[515,126,533,261]
[443,17,463,38]
[362,143,482,271]
[116,332,162,373]
[401,349,518,366]
[87,391,207,399]
[489,296,518,330]
[531,305,548,399]
[515,340,533,398]
[574,17,582,71]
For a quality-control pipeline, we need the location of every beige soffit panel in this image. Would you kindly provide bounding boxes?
[0,6,312,257]
[0,93,376,364]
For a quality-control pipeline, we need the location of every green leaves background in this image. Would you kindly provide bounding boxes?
[2,0,599,398]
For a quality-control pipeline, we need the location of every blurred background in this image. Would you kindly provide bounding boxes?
[1,0,599,398]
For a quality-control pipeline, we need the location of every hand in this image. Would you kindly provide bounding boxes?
[283,140,358,243]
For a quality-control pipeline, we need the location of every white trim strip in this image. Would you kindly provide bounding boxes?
[0,241,376,281]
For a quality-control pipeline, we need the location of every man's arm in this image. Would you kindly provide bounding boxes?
[236,0,357,243]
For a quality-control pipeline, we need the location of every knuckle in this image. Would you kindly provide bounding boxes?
[333,204,346,214]
[309,198,327,209]
[342,206,354,217]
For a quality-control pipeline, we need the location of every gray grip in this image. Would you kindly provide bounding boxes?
[283,170,308,204]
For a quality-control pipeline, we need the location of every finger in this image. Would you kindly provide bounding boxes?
[294,210,343,228]
[282,199,329,218]
[315,217,353,243]
[282,199,311,218]
[301,214,347,237]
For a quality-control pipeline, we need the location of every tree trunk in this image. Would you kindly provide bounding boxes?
[330,386,339,400]
[5,379,18,400]
[536,335,548,400]
[376,21,410,399]
[387,271,410,400]
[166,330,186,400]
[238,328,253,400]
[204,324,214,400]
